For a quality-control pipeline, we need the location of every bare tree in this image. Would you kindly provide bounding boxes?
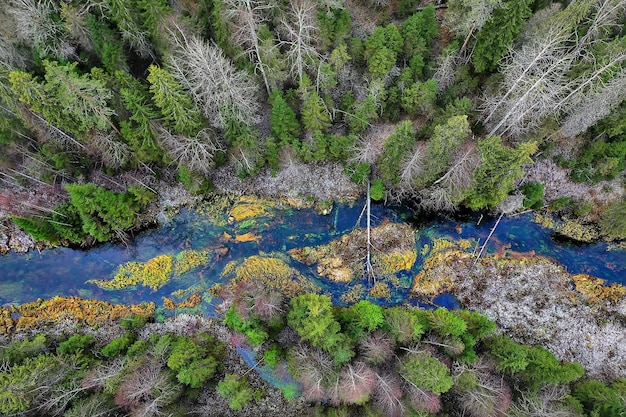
[482,29,574,137]
[444,0,503,51]
[222,0,278,94]
[168,31,261,130]
[338,361,376,404]
[7,0,76,59]
[90,132,132,169]
[115,358,181,417]
[360,331,394,365]
[560,70,626,137]
[433,47,461,93]
[430,142,479,202]
[482,0,626,138]
[509,385,579,417]
[279,0,321,85]
[373,372,406,417]
[155,124,224,175]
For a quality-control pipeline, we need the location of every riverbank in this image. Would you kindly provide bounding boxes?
[411,242,626,381]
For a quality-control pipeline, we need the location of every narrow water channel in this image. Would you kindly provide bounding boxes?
[0,201,624,309]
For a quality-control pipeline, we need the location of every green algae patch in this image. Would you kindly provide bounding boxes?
[15,296,155,331]
[88,254,174,291]
[289,222,417,282]
[174,250,210,276]
[220,254,318,298]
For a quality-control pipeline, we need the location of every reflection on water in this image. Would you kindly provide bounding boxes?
[1,201,625,309]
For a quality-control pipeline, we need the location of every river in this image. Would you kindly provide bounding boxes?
[1,201,624,310]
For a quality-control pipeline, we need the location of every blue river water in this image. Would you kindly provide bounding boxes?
[0,201,624,309]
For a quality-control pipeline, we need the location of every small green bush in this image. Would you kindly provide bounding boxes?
[101,333,134,357]
[57,334,94,355]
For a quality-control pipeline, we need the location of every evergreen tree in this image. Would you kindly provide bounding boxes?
[10,61,115,136]
[421,115,471,185]
[270,89,301,147]
[301,90,331,132]
[400,5,439,59]
[472,0,532,73]
[378,121,416,184]
[147,65,203,136]
[462,135,536,209]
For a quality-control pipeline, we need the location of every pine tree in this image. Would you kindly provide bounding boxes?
[472,0,532,73]
[10,61,115,136]
[270,90,301,146]
[463,135,536,209]
[378,121,416,184]
[147,65,203,136]
[301,90,331,132]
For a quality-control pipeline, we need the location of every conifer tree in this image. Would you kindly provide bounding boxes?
[270,90,301,146]
[301,90,331,132]
[9,61,115,136]
[472,0,532,73]
[146,65,203,136]
[463,135,536,209]
[378,121,416,184]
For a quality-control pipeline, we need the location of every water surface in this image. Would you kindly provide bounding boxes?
[1,202,624,309]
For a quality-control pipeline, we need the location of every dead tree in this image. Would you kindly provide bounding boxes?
[279,0,321,86]
[222,0,278,94]
[168,31,260,130]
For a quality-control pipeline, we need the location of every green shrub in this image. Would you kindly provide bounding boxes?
[57,334,94,355]
[263,344,282,367]
[520,182,544,209]
[549,196,572,211]
[101,333,134,357]
[599,199,626,239]
[217,374,259,410]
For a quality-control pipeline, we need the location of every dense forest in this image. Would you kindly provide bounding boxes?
[1,295,625,416]
[0,0,625,247]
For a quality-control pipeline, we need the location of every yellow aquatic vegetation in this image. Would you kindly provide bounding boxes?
[572,274,626,304]
[171,285,204,298]
[534,213,555,229]
[224,255,317,297]
[177,293,203,309]
[163,297,176,310]
[534,214,599,243]
[413,271,454,298]
[16,296,155,330]
[174,250,209,276]
[88,254,174,291]
[228,196,271,222]
[290,222,417,282]
[234,232,261,243]
[557,220,599,243]
[0,307,13,335]
[340,284,366,304]
[373,250,417,276]
[411,246,473,299]
[431,237,457,253]
[369,282,391,299]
